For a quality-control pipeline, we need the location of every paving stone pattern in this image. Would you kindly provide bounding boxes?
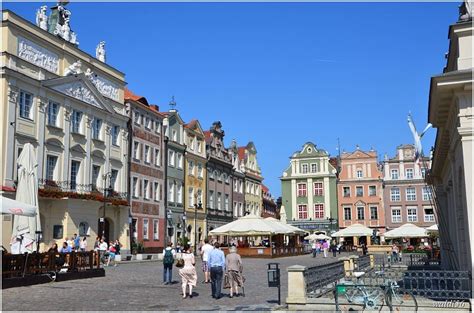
[2,252,355,311]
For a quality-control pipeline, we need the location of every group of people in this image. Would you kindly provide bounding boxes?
[162,238,244,299]
[311,240,341,258]
[94,237,122,267]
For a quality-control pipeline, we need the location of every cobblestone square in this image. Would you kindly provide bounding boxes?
[2,253,353,311]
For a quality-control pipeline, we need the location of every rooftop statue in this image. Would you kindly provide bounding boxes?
[96,41,106,62]
[35,5,48,31]
[64,60,82,76]
[459,0,473,22]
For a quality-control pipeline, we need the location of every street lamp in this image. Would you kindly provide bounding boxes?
[193,196,202,256]
[182,212,187,246]
[102,172,112,240]
[166,209,173,245]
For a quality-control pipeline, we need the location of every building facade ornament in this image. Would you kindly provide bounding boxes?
[64,60,82,76]
[52,81,100,107]
[96,41,106,62]
[35,5,48,31]
[48,2,79,45]
[459,0,473,21]
[38,97,48,112]
[89,75,119,101]
[7,85,19,103]
[18,37,59,74]
[105,125,111,135]
[64,108,71,121]
[86,116,93,128]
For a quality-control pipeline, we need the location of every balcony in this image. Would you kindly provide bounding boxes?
[37,179,128,205]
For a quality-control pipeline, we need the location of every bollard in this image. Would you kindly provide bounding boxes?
[339,257,351,277]
[286,265,307,305]
[370,255,375,269]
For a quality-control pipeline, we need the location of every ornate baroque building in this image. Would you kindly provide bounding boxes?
[183,119,207,248]
[238,142,263,216]
[229,139,245,218]
[280,142,338,234]
[1,8,130,250]
[261,184,277,218]
[125,88,165,252]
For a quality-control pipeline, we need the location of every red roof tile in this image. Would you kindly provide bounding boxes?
[124,87,148,105]
[262,184,269,193]
[203,131,212,143]
[185,119,198,129]
[237,147,246,161]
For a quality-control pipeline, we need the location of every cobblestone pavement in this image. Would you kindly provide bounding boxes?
[2,252,355,311]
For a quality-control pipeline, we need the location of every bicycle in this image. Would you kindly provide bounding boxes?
[336,270,418,312]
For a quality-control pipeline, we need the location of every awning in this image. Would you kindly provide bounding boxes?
[331,223,373,237]
[384,223,428,239]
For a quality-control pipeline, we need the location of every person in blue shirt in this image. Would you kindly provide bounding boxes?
[208,242,226,299]
[73,233,80,252]
[60,241,72,253]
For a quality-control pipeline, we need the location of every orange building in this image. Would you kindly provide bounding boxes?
[337,147,385,246]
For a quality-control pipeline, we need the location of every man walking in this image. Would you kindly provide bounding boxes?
[73,234,80,252]
[200,238,213,283]
[162,243,176,285]
[208,242,225,299]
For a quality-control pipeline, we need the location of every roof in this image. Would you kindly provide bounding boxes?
[124,87,148,106]
[185,119,198,129]
[203,130,212,144]
[262,184,269,193]
[238,147,247,161]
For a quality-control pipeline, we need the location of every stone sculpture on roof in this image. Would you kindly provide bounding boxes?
[96,41,106,62]
[35,5,48,31]
[459,0,473,21]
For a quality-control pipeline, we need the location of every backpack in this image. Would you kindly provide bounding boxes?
[163,249,174,265]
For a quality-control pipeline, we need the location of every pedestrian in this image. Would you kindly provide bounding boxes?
[106,241,117,267]
[331,241,337,257]
[311,241,317,258]
[115,240,121,255]
[391,244,399,263]
[225,246,244,298]
[162,242,176,285]
[362,243,368,256]
[200,238,214,283]
[73,233,80,252]
[80,236,87,252]
[323,240,329,258]
[99,238,108,264]
[94,236,100,251]
[60,241,72,253]
[316,241,321,255]
[337,243,342,254]
[208,242,226,299]
[179,244,197,298]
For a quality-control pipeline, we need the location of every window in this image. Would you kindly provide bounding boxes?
[143,219,149,240]
[421,168,427,178]
[298,205,308,219]
[133,141,140,160]
[143,179,150,199]
[47,101,59,126]
[19,91,33,119]
[391,208,402,223]
[233,201,238,217]
[406,168,414,179]
[112,125,120,146]
[172,129,177,141]
[154,182,160,201]
[357,207,365,220]
[176,185,182,204]
[144,145,151,164]
[225,174,230,184]
[357,170,363,178]
[217,171,222,182]
[46,155,57,181]
[301,164,308,174]
[188,161,194,176]
[343,186,350,197]
[145,116,152,129]
[391,169,399,180]
[198,163,203,178]
[424,207,435,222]
[407,207,417,222]
[71,110,82,133]
[217,192,222,210]
[390,188,400,201]
[313,182,323,196]
[53,225,63,239]
[155,148,161,166]
[132,177,139,198]
[134,111,140,124]
[239,181,243,193]
[370,206,378,220]
[209,191,214,209]
[197,189,202,204]
[422,187,432,201]
[168,181,175,202]
[110,169,118,191]
[209,168,214,180]
[70,160,80,190]
[155,120,161,133]
[92,118,102,140]
[369,185,377,196]
[188,187,194,207]
[225,194,229,211]
[311,163,318,173]
[314,204,324,219]
[356,186,363,197]
[92,165,100,188]
[406,187,416,201]
[344,207,351,220]
[153,220,159,240]
[78,222,89,237]
[297,183,307,197]
[177,153,183,169]
[197,141,202,153]
[233,180,238,192]
[169,150,175,166]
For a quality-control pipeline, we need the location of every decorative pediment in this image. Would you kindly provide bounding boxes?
[45,138,64,149]
[70,144,86,154]
[42,74,116,114]
[91,150,105,159]
[355,200,366,206]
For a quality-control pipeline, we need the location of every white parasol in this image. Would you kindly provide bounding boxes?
[331,223,373,237]
[384,223,428,239]
[10,143,40,254]
[1,196,37,216]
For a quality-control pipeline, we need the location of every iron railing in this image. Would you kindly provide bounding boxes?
[401,253,440,267]
[305,260,345,298]
[403,270,472,300]
[37,179,128,201]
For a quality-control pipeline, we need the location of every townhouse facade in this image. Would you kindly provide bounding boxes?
[382,145,435,232]
[261,185,277,218]
[183,120,207,248]
[204,122,233,233]
[337,148,385,245]
[280,142,338,234]
[229,139,245,218]
[126,88,165,252]
[1,9,130,250]
[239,142,263,216]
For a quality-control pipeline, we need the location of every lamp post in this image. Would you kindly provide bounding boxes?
[193,196,202,256]
[182,212,187,246]
[102,172,112,240]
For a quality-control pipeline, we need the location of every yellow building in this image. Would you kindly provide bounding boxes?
[183,120,207,249]
[1,8,130,251]
[238,142,263,216]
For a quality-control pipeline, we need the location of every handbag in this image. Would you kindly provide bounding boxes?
[175,258,185,268]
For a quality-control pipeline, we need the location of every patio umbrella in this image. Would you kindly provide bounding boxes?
[10,143,40,254]
[384,223,428,239]
[331,223,373,237]
[426,224,438,232]
[209,214,286,236]
[265,217,305,234]
[1,196,37,216]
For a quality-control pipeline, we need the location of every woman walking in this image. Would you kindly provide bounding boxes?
[80,237,87,252]
[225,246,244,298]
[179,244,197,298]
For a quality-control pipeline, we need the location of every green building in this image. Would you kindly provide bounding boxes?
[280,142,338,234]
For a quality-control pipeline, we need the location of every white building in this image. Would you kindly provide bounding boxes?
[428,12,473,271]
[1,8,130,251]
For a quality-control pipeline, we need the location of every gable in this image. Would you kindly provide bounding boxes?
[294,142,328,158]
[42,74,116,114]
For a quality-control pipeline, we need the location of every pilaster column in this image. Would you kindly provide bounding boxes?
[5,83,18,187]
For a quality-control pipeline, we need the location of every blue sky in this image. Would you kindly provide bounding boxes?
[5,2,457,197]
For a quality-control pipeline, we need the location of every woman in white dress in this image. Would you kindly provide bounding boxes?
[179,244,197,298]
